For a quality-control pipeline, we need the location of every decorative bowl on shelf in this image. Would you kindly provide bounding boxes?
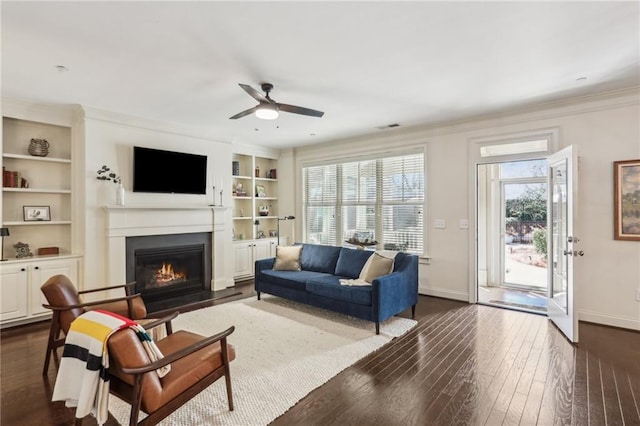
[28,138,49,157]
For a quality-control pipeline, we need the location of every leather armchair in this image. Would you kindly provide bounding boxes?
[40,274,147,375]
[106,313,235,426]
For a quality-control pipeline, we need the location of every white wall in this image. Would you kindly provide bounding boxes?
[81,108,235,290]
[289,88,640,331]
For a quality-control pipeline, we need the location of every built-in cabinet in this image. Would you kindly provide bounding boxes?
[231,153,284,279]
[233,239,273,278]
[1,109,83,328]
[0,255,80,327]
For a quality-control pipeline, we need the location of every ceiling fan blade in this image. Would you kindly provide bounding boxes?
[277,103,324,118]
[239,84,267,102]
[229,105,259,120]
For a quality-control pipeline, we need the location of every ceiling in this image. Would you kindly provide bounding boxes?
[2,2,639,149]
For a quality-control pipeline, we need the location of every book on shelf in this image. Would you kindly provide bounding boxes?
[2,167,26,188]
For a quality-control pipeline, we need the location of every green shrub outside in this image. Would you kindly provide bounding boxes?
[533,228,547,258]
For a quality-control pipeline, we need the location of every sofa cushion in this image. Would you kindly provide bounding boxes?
[393,251,407,271]
[363,253,395,283]
[335,248,374,279]
[259,269,333,291]
[273,245,302,271]
[306,275,372,306]
[299,244,342,274]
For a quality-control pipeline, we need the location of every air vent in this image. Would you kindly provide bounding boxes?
[376,123,401,130]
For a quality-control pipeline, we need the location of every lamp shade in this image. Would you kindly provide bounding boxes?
[0,227,9,237]
[255,104,279,120]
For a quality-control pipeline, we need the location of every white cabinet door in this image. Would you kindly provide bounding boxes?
[268,240,277,257]
[30,258,79,316]
[233,242,254,278]
[0,264,28,321]
[253,240,271,262]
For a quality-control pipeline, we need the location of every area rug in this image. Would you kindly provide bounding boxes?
[489,299,547,312]
[108,295,417,425]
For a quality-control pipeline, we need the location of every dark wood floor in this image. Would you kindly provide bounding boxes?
[2,282,639,426]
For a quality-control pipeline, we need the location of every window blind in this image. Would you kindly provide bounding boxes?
[303,164,338,245]
[302,152,425,254]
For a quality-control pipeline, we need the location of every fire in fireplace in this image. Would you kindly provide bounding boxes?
[134,244,204,302]
[154,262,186,286]
[126,233,212,306]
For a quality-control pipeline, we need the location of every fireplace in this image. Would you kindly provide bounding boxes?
[126,232,212,305]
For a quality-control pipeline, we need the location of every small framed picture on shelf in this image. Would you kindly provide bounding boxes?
[256,184,266,197]
[23,205,51,222]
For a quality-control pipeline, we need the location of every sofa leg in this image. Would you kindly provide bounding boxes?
[375,322,380,335]
[411,304,416,319]
[257,291,261,300]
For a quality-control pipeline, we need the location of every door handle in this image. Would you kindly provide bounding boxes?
[564,250,584,256]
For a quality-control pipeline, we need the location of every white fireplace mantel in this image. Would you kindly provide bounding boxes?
[104,205,230,291]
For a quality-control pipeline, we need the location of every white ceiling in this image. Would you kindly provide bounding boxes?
[2,1,639,149]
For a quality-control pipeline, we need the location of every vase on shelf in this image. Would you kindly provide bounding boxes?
[116,184,125,206]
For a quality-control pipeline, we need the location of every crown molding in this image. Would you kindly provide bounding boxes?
[1,97,80,127]
[80,106,231,144]
[296,86,640,155]
[420,85,640,136]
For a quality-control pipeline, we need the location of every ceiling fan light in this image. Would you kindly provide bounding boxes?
[255,104,279,120]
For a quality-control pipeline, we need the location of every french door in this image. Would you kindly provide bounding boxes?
[546,146,580,343]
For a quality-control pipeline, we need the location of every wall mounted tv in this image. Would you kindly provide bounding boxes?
[133,146,208,195]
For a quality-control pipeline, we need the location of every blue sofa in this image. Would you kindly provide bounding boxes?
[254,243,418,334]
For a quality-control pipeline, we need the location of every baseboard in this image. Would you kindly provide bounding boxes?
[420,287,469,302]
[579,310,640,331]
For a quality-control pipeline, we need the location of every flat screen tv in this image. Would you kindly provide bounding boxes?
[133,146,207,194]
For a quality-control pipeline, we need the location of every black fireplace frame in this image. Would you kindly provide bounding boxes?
[125,232,212,304]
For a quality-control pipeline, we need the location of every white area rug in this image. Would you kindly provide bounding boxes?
[108,295,416,425]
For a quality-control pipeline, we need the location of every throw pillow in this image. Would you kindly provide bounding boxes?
[273,245,302,271]
[363,252,395,283]
[359,250,397,281]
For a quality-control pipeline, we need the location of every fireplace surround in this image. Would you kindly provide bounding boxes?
[105,205,230,297]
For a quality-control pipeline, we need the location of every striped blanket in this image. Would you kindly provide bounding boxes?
[52,310,169,425]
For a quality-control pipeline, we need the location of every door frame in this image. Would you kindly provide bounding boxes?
[468,129,559,304]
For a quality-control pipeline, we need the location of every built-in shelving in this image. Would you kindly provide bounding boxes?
[231,153,280,279]
[231,153,279,241]
[3,153,71,163]
[3,220,72,226]
[3,188,72,194]
[1,116,74,256]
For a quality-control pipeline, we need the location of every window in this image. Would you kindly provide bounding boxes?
[303,152,424,254]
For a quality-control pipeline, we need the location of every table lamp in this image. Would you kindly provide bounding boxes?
[0,227,9,261]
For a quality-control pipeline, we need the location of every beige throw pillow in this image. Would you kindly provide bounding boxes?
[363,252,394,283]
[273,245,302,271]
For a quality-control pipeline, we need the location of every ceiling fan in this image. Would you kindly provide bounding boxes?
[229,83,324,120]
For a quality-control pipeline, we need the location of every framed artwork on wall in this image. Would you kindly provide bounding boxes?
[614,159,640,241]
